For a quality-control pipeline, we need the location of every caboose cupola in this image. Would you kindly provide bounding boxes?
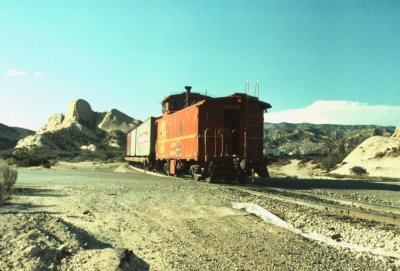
[161,86,211,115]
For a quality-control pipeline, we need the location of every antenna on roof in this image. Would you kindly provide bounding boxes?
[245,80,250,94]
[254,80,259,97]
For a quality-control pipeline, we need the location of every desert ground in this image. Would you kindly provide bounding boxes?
[1,163,399,270]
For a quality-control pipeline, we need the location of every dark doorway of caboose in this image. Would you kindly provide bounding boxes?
[223,109,240,155]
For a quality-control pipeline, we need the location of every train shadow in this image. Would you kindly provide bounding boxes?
[0,201,61,215]
[14,186,67,198]
[240,177,400,192]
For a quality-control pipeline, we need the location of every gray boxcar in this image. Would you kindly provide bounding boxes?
[126,129,137,157]
[125,117,157,168]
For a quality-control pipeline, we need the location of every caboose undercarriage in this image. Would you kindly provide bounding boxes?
[127,155,269,184]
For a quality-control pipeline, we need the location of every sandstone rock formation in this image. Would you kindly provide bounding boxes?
[97,109,141,133]
[16,134,59,149]
[64,99,96,128]
[393,124,400,139]
[332,136,400,178]
[16,99,141,150]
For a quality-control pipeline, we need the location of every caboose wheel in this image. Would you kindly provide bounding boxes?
[163,163,170,176]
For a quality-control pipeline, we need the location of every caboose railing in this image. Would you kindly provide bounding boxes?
[204,127,262,159]
[204,128,235,157]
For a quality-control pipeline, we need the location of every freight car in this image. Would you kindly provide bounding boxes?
[125,86,271,183]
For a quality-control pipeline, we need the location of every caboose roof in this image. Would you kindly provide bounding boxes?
[161,92,211,104]
[223,93,272,110]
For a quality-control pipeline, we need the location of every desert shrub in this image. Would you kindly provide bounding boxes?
[350,166,368,176]
[373,128,383,136]
[299,157,313,164]
[388,147,400,157]
[0,146,126,167]
[319,154,346,171]
[0,159,17,202]
[374,151,386,158]
[70,150,125,163]
[6,149,53,168]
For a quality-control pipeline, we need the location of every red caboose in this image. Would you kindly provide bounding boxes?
[155,86,271,183]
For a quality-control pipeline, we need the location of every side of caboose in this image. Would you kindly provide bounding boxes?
[155,103,200,174]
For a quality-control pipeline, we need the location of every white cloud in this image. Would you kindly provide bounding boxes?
[265,100,400,126]
[33,71,43,78]
[5,69,27,77]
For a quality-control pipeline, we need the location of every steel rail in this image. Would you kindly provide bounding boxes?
[228,186,400,226]
[250,186,400,215]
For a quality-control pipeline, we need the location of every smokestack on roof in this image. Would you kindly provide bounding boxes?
[185,86,192,107]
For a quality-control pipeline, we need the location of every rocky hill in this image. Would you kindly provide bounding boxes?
[0,123,34,150]
[330,123,400,178]
[16,99,141,151]
[264,123,395,156]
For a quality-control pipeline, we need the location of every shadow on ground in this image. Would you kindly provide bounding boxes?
[0,186,64,215]
[0,203,61,215]
[15,186,67,198]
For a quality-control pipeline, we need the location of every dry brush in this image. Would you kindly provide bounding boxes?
[0,159,17,202]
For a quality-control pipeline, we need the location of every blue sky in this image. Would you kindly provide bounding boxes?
[0,0,399,130]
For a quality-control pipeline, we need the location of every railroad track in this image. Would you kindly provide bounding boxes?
[130,165,400,226]
[227,185,400,226]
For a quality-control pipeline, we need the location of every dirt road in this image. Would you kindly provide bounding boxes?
[0,169,396,270]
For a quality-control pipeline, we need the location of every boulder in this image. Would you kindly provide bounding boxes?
[80,144,97,152]
[97,109,139,133]
[63,99,96,128]
[39,114,65,133]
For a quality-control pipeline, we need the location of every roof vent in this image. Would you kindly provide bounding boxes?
[185,86,192,107]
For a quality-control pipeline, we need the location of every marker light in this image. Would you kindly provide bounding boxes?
[237,98,242,104]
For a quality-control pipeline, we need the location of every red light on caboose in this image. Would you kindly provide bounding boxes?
[237,98,242,104]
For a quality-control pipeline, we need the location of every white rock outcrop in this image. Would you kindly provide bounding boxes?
[80,144,97,152]
[98,109,140,133]
[64,99,96,127]
[393,124,400,139]
[16,99,141,149]
[40,114,65,132]
[332,136,400,178]
[38,100,97,134]
[16,134,59,149]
